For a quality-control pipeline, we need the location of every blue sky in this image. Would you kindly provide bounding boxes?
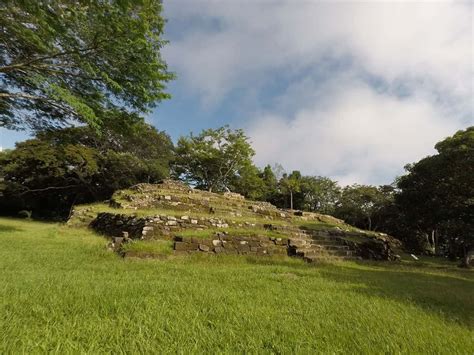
[1,1,472,185]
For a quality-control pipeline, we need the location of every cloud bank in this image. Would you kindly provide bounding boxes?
[163,1,473,185]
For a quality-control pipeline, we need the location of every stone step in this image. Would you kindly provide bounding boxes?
[310,239,345,246]
[304,255,361,263]
[310,244,351,251]
[302,249,356,257]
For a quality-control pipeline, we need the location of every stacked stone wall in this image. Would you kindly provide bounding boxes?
[174,234,288,256]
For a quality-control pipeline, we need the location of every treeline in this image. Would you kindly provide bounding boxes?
[0,123,472,264]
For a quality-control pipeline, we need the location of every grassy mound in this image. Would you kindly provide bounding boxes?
[0,217,472,353]
[69,181,400,260]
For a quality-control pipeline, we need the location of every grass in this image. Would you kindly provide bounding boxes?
[0,217,472,353]
[121,239,174,257]
[71,203,294,227]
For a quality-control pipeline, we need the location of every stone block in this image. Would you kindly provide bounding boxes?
[199,244,210,252]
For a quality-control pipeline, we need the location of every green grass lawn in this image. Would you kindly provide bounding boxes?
[0,218,472,353]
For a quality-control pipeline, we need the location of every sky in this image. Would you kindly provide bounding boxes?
[1,0,472,186]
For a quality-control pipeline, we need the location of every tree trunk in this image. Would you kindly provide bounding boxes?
[461,245,473,268]
[290,190,293,210]
[368,215,372,231]
[431,229,436,254]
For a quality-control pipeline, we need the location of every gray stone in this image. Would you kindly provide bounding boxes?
[199,244,210,252]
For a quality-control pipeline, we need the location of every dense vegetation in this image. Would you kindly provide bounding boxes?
[0,0,173,131]
[0,120,173,219]
[0,218,472,353]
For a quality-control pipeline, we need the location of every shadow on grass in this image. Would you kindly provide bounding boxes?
[317,262,474,328]
[243,256,473,327]
[0,224,22,233]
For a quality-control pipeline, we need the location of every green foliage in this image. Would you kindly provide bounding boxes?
[300,176,341,214]
[396,126,474,262]
[173,126,256,192]
[0,120,173,218]
[0,0,174,130]
[279,170,302,209]
[0,218,472,353]
[334,184,392,231]
[230,163,266,200]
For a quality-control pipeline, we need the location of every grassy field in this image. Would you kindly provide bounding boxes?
[0,218,472,353]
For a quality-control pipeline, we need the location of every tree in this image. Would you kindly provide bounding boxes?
[396,126,474,266]
[279,171,302,210]
[0,120,173,218]
[300,176,341,214]
[230,164,266,200]
[334,184,390,231]
[0,0,174,131]
[173,127,255,193]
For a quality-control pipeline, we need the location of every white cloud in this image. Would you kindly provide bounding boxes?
[248,82,460,185]
[163,0,473,184]
[165,1,471,103]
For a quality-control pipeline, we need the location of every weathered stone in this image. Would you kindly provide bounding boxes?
[164,195,172,200]
[190,219,198,224]
[199,244,210,252]
[181,215,189,220]
[214,246,223,253]
[212,240,222,246]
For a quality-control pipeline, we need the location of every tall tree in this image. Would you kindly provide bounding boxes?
[173,126,255,192]
[0,120,173,218]
[300,176,341,214]
[0,0,173,130]
[280,171,302,210]
[334,184,390,231]
[397,126,474,266]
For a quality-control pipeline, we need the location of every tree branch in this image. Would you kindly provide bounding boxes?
[19,185,81,196]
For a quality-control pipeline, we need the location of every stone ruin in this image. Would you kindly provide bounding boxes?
[73,179,402,262]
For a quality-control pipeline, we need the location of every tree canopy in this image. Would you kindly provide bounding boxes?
[173,126,255,192]
[0,0,174,131]
[396,126,474,264]
[0,120,173,218]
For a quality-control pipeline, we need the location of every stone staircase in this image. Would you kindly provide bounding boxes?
[288,230,361,263]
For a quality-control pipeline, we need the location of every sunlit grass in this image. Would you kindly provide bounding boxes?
[0,218,472,353]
